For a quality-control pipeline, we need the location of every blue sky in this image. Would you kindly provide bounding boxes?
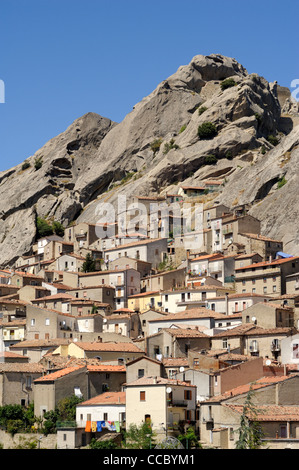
[0,0,298,171]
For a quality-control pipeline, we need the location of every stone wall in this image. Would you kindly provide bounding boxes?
[0,429,57,449]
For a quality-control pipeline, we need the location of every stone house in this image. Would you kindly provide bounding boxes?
[237,233,283,261]
[33,366,88,417]
[109,256,152,278]
[199,374,299,449]
[56,253,86,273]
[10,338,71,363]
[0,363,45,406]
[138,309,169,337]
[102,312,140,338]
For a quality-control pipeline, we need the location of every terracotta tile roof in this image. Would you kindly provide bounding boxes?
[148,308,228,322]
[239,232,283,243]
[235,256,299,271]
[212,323,257,338]
[86,365,126,373]
[79,391,126,406]
[10,338,71,349]
[125,375,196,387]
[164,328,209,338]
[191,253,222,262]
[225,404,299,421]
[0,363,45,373]
[34,366,85,382]
[245,326,293,336]
[75,341,144,353]
[31,293,75,301]
[162,358,189,367]
[128,291,159,298]
[113,308,135,313]
[103,238,164,252]
[205,375,292,402]
[0,351,29,359]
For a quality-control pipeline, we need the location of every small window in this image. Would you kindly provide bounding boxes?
[103,412,108,421]
[184,390,192,400]
[140,391,146,401]
[138,369,145,378]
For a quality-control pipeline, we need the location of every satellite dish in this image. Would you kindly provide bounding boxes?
[251,316,257,323]
[103,318,107,323]
[266,359,271,366]
[166,387,172,393]
[179,366,185,372]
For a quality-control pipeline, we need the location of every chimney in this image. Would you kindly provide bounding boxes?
[225,292,229,316]
[153,376,157,384]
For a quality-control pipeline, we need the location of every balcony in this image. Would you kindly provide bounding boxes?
[271,341,281,352]
[167,399,189,408]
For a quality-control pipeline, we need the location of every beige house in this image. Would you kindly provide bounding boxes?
[242,302,294,329]
[51,341,145,365]
[138,309,169,337]
[125,376,196,438]
[18,285,51,302]
[103,238,168,269]
[140,267,186,293]
[235,256,299,297]
[67,285,115,308]
[109,256,152,278]
[30,293,76,313]
[211,323,295,362]
[1,318,26,347]
[146,327,211,361]
[126,356,163,383]
[11,272,44,288]
[102,312,140,338]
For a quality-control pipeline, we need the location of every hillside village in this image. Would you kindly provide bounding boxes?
[1,190,299,450]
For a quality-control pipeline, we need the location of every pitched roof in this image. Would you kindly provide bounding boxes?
[225,404,299,421]
[34,366,85,382]
[78,391,126,406]
[74,341,144,353]
[205,375,293,402]
[125,375,196,387]
[235,256,299,271]
[148,308,228,322]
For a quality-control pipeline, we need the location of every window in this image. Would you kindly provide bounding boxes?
[26,376,32,388]
[273,285,277,292]
[103,413,108,421]
[223,338,228,349]
[165,295,168,302]
[45,318,50,326]
[31,319,35,326]
[140,391,146,401]
[184,390,192,400]
[263,286,267,293]
[138,369,145,378]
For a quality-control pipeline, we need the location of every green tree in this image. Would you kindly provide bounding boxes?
[89,438,119,449]
[56,394,84,422]
[235,385,265,449]
[82,252,96,272]
[123,422,156,449]
[52,220,65,237]
[177,426,201,449]
[36,217,54,238]
[197,122,218,140]
[220,78,236,91]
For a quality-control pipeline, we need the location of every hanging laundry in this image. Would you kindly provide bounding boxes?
[91,421,97,432]
[115,421,120,432]
[96,421,102,432]
[85,420,91,432]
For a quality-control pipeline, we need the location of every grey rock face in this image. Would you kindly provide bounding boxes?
[0,54,298,265]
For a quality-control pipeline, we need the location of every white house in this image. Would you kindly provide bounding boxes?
[76,391,126,430]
